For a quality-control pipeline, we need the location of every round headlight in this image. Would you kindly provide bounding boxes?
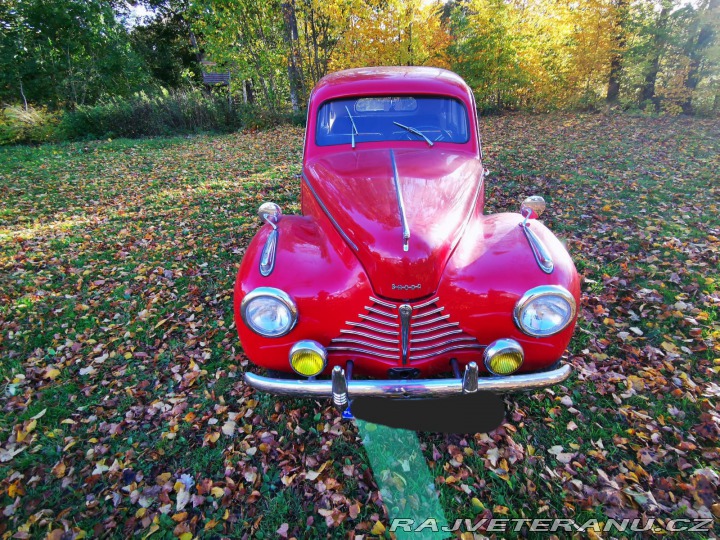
[240,287,297,337]
[514,285,576,337]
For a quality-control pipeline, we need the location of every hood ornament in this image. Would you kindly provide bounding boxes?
[390,150,410,252]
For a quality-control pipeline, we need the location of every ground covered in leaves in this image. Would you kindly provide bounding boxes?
[1,114,719,539]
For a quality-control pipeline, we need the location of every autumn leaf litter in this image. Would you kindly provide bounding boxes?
[1,115,719,538]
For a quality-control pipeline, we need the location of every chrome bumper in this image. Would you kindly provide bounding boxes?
[243,362,571,405]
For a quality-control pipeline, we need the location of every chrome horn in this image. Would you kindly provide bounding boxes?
[520,195,546,226]
[521,195,545,218]
[258,202,282,229]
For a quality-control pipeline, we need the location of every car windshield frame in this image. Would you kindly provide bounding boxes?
[315,95,471,147]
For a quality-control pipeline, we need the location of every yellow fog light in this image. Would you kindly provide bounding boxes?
[289,340,327,377]
[484,339,524,376]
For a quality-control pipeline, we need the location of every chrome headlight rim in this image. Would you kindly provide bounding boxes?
[240,287,298,337]
[483,338,524,376]
[289,340,327,377]
[514,285,576,337]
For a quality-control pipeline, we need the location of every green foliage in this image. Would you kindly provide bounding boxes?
[190,0,290,112]
[0,105,61,145]
[235,103,307,130]
[0,93,307,145]
[59,89,241,139]
[443,0,719,114]
[0,0,150,108]
[449,0,528,112]
[0,0,717,148]
[129,1,201,89]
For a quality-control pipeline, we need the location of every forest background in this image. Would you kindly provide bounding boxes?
[1,0,718,143]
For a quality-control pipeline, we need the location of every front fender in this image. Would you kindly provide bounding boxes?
[438,212,580,372]
[234,216,372,372]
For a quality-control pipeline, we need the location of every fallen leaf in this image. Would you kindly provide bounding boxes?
[51,460,66,478]
[176,489,190,511]
[44,368,61,380]
[276,523,289,538]
[348,502,361,519]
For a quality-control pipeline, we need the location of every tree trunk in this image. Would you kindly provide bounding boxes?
[606,56,621,103]
[189,31,203,64]
[19,80,28,111]
[640,53,661,109]
[681,0,718,115]
[282,1,303,112]
[307,5,321,83]
[639,6,668,111]
[244,79,255,105]
[407,4,414,66]
[66,46,78,109]
[407,21,413,66]
[606,0,628,103]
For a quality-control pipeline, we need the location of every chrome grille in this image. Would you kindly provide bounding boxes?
[327,296,483,362]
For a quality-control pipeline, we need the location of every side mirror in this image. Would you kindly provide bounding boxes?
[258,202,282,228]
[520,196,546,220]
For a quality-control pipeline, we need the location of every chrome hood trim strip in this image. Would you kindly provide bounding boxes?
[259,228,278,276]
[302,173,359,251]
[390,149,410,252]
[521,222,554,274]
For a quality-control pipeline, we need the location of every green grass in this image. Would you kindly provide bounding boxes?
[1,114,719,538]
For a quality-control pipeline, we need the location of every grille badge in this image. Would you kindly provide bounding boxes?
[392,283,421,290]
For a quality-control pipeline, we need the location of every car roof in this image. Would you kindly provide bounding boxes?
[310,66,474,105]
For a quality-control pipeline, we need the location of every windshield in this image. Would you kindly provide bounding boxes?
[315,96,470,147]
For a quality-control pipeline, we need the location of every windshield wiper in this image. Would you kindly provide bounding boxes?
[345,106,359,149]
[393,121,434,147]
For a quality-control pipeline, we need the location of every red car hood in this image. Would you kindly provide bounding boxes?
[304,148,484,300]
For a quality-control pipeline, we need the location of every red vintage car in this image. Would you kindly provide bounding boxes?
[234,67,579,411]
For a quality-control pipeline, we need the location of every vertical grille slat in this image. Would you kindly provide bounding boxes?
[328,296,484,362]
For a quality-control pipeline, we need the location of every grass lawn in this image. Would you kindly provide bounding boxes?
[1,113,719,539]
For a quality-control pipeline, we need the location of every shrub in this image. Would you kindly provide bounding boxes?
[1,90,308,146]
[60,89,241,140]
[235,104,307,130]
[0,105,61,145]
